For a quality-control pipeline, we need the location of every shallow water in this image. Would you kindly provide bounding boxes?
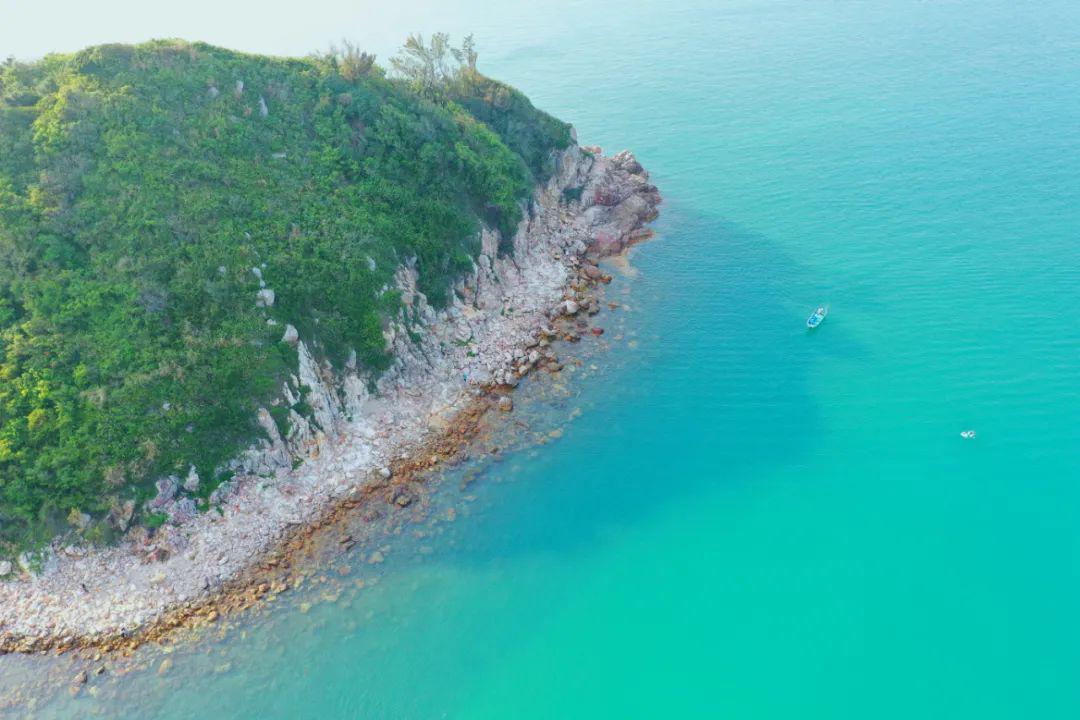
[6,0,1080,716]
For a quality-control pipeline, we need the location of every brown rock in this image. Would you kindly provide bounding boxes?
[390,487,415,508]
[69,670,88,696]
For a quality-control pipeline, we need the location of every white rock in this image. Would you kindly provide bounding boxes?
[256,288,276,307]
[63,545,87,558]
[184,465,200,493]
[281,324,299,345]
[0,560,12,577]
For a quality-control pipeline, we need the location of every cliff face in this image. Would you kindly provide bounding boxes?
[210,142,660,496]
[0,141,660,647]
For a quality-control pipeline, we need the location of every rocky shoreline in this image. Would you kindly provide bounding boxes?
[0,141,660,655]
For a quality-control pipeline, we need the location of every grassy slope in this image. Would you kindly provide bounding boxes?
[0,40,570,551]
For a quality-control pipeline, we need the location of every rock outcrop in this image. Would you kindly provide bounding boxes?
[577,149,661,255]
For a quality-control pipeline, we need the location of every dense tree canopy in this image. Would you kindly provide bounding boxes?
[0,38,571,553]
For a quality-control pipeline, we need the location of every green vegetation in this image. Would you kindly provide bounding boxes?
[0,37,571,554]
[143,512,168,530]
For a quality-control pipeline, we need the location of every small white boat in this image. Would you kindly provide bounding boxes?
[806,306,828,329]
[960,430,976,439]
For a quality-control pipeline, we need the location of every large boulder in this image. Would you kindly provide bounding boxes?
[108,499,136,532]
[209,480,234,506]
[611,193,653,235]
[168,497,198,524]
[183,465,201,493]
[590,231,623,255]
[256,288,276,308]
[148,476,179,509]
[68,509,92,530]
[611,149,645,176]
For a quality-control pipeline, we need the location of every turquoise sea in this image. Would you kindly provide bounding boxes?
[6,0,1080,716]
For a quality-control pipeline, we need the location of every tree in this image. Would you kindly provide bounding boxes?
[329,40,376,81]
[390,33,479,97]
[314,40,376,81]
[451,35,478,76]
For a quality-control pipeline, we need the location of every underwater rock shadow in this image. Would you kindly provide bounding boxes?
[428,204,873,567]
